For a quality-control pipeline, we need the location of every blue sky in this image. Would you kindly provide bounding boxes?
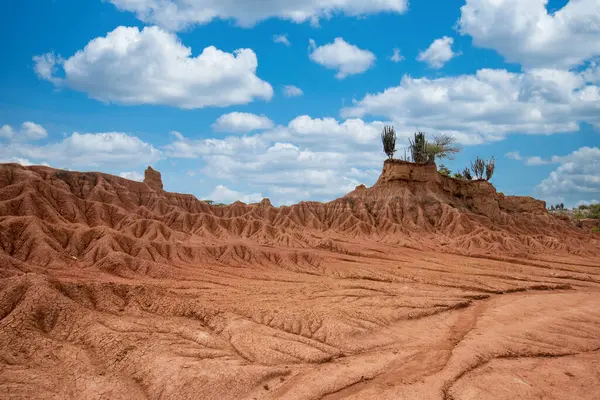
[1,0,599,207]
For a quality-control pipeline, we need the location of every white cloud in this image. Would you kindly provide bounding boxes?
[108,0,409,31]
[0,132,161,169]
[34,26,273,109]
[286,115,387,147]
[169,131,185,141]
[0,122,48,141]
[524,156,551,166]
[417,36,457,69]
[283,85,304,97]
[21,122,48,140]
[505,151,558,166]
[165,115,388,205]
[119,171,144,181]
[342,68,600,144]
[164,135,268,159]
[505,151,522,161]
[458,0,600,68]
[212,112,274,133]
[32,53,62,83]
[535,147,600,203]
[207,185,263,204]
[309,37,376,79]
[0,125,14,140]
[390,48,404,63]
[273,34,291,46]
[0,157,34,166]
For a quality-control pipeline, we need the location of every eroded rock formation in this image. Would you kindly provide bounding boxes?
[143,166,163,191]
[1,161,599,400]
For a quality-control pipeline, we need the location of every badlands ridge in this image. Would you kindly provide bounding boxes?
[0,161,599,399]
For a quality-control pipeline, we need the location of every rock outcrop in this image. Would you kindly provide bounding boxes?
[143,166,163,191]
[358,159,547,217]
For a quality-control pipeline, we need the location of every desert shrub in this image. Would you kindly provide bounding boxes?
[485,156,495,181]
[592,227,600,233]
[408,132,461,163]
[589,204,600,219]
[462,167,472,180]
[409,132,428,163]
[381,126,397,160]
[470,157,485,179]
[453,172,463,179]
[438,164,451,176]
[427,133,460,162]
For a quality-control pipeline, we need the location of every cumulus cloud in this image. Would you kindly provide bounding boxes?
[21,122,48,140]
[283,85,304,97]
[0,157,34,166]
[458,0,600,68]
[212,112,274,133]
[273,34,291,46]
[33,26,273,109]
[342,67,600,144]
[309,38,376,79]
[207,185,263,204]
[164,115,389,204]
[0,122,48,141]
[417,36,457,69]
[32,53,62,83]
[285,115,388,147]
[535,147,600,203]
[390,48,404,63]
[0,125,14,140]
[119,171,144,181]
[505,151,562,166]
[108,0,409,30]
[0,132,161,169]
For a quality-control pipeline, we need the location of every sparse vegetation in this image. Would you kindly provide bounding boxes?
[409,132,428,163]
[485,156,495,181]
[467,156,495,181]
[427,133,460,162]
[470,157,485,180]
[381,126,397,160]
[408,132,460,163]
[438,164,451,177]
[377,127,499,183]
[462,167,472,180]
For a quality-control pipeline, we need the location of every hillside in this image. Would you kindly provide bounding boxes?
[1,161,599,400]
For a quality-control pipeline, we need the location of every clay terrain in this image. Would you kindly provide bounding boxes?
[1,160,599,400]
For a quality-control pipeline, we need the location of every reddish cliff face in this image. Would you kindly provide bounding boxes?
[355,159,547,220]
[143,166,163,191]
[0,161,594,277]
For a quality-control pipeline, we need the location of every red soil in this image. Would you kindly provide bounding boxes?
[1,161,599,399]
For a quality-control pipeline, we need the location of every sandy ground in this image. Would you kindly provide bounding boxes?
[1,164,599,399]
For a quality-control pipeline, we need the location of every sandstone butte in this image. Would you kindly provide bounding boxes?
[0,160,599,400]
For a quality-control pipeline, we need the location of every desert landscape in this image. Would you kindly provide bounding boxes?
[1,160,599,400]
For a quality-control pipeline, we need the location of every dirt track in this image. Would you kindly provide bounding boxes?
[1,163,599,399]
